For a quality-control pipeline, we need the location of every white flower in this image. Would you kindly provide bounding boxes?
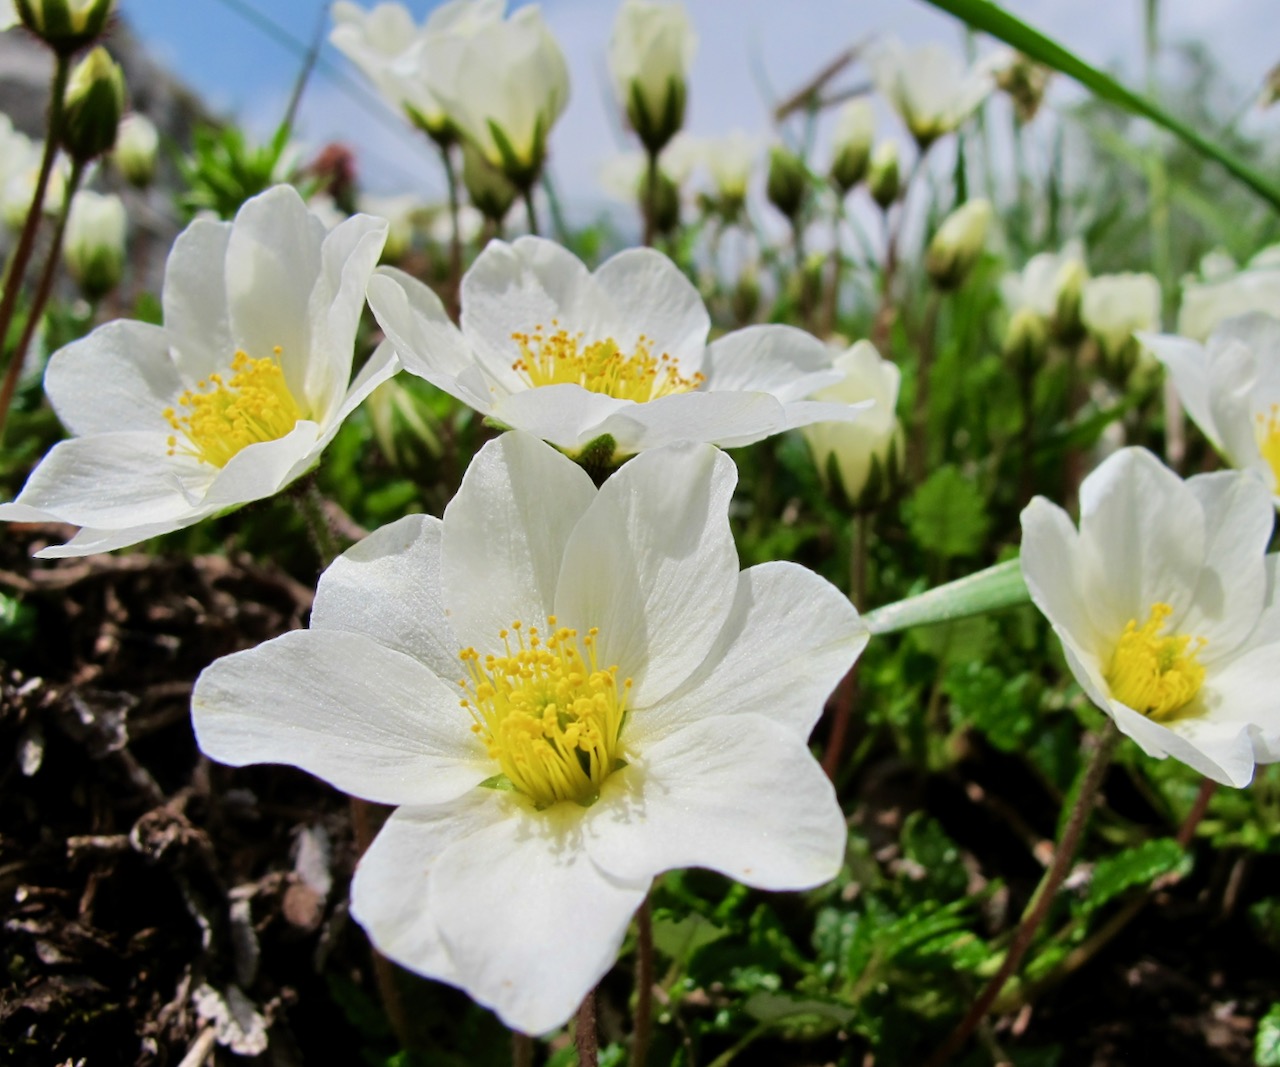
[62,189,127,299]
[1081,272,1161,357]
[1002,241,1087,321]
[700,129,761,203]
[608,0,696,153]
[427,202,484,247]
[829,98,874,191]
[925,198,993,290]
[1021,446,1280,787]
[1,122,68,229]
[0,185,395,557]
[329,0,504,137]
[1176,246,1280,342]
[359,192,421,261]
[417,4,569,184]
[192,431,865,1033]
[0,1,18,31]
[598,131,699,203]
[366,236,868,461]
[871,39,995,146]
[802,341,902,503]
[1142,313,1280,506]
[111,112,159,187]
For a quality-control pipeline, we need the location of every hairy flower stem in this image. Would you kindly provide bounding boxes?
[642,148,659,248]
[925,721,1120,1067]
[908,290,943,484]
[575,986,599,1067]
[290,476,342,570]
[0,54,70,420]
[819,202,846,337]
[0,160,84,442]
[872,147,929,350]
[512,1032,534,1067]
[822,512,869,780]
[632,899,655,1067]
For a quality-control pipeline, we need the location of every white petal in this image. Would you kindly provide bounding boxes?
[587,713,845,888]
[367,267,496,411]
[27,516,208,558]
[629,561,866,746]
[1182,471,1274,659]
[1076,448,1204,641]
[1108,699,1255,787]
[197,420,322,511]
[324,338,402,435]
[306,211,389,421]
[461,238,608,393]
[1142,332,1221,450]
[192,629,488,806]
[1020,496,1105,661]
[489,383,632,450]
[427,798,648,1035]
[5,433,205,528]
[43,321,182,437]
[702,325,839,402]
[443,433,597,649]
[312,513,461,680]
[555,443,739,707]
[590,390,785,455]
[1201,639,1280,764]
[161,216,234,380]
[351,795,505,990]
[592,248,709,370]
[225,186,327,402]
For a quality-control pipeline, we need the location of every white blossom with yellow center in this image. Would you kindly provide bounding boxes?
[1144,312,1280,508]
[367,236,868,461]
[1021,446,1280,787]
[192,432,867,1034]
[0,185,397,557]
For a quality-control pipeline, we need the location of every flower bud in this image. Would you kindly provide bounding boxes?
[1082,272,1161,368]
[925,199,992,291]
[462,140,517,226]
[15,0,115,55]
[1002,307,1048,372]
[803,341,904,509]
[62,189,126,300]
[829,98,873,193]
[609,0,696,156]
[61,46,125,164]
[111,112,158,188]
[1051,257,1088,343]
[867,141,900,209]
[766,145,807,222]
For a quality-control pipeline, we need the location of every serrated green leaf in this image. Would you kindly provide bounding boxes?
[1257,1003,1280,1066]
[903,465,990,558]
[1078,838,1191,916]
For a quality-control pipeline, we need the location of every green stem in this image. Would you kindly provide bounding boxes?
[908,289,943,483]
[291,476,341,568]
[0,54,71,391]
[523,187,540,237]
[924,720,1120,1067]
[642,148,659,248]
[440,141,463,316]
[0,157,84,442]
[512,1032,534,1067]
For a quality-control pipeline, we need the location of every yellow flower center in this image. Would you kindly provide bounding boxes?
[458,617,630,809]
[1255,403,1280,489]
[511,324,704,403]
[164,348,303,468]
[1104,602,1206,720]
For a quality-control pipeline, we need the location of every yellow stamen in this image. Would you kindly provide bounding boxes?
[1255,403,1280,489]
[511,323,704,403]
[165,347,303,467]
[1104,602,1206,720]
[458,617,630,809]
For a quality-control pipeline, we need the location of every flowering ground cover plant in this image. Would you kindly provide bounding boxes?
[0,185,396,556]
[367,236,867,463]
[1021,447,1280,786]
[191,431,866,1032]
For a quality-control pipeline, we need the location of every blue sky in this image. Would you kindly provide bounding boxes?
[116,0,1279,204]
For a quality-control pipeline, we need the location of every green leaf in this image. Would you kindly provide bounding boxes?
[1077,838,1192,916]
[651,911,730,966]
[902,465,990,559]
[918,0,1280,211]
[863,558,1029,636]
[742,991,855,1031]
[1257,1003,1280,1066]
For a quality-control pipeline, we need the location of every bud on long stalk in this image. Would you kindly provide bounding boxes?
[15,0,115,55]
[61,46,125,164]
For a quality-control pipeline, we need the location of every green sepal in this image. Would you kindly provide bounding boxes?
[862,557,1031,636]
[570,433,620,486]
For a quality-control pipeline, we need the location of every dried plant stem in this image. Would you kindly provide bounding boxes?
[924,721,1120,1067]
